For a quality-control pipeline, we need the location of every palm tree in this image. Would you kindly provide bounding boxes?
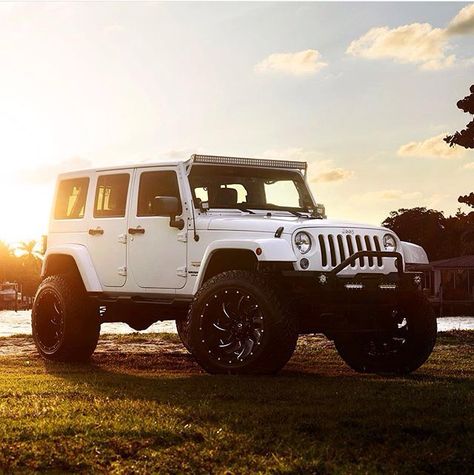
[0,241,14,282]
[16,240,42,270]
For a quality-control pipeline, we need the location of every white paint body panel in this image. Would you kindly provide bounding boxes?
[401,241,429,265]
[127,166,188,289]
[42,244,102,292]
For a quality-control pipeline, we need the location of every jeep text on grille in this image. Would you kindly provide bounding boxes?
[32,154,437,374]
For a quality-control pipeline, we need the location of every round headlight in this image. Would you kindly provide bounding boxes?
[383,234,397,251]
[295,231,312,254]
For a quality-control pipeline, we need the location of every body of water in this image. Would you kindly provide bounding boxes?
[1,310,473,338]
[0,311,177,337]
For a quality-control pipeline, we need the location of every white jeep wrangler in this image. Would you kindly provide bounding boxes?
[33,154,436,374]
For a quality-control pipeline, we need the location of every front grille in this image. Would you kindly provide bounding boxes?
[317,233,384,269]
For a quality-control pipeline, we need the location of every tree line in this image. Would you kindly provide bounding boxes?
[382,206,474,262]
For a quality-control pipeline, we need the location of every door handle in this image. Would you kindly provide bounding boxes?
[88,227,104,236]
[128,226,145,235]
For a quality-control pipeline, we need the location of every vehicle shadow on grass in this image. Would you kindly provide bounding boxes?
[41,346,474,406]
[39,346,474,473]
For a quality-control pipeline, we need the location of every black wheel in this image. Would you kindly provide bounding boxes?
[32,275,100,362]
[334,294,437,375]
[176,312,192,352]
[188,270,298,374]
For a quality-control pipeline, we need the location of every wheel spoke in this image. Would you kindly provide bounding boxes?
[213,322,228,332]
[237,338,254,360]
[221,339,241,353]
[222,302,235,320]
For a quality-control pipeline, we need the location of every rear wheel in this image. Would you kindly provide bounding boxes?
[32,275,100,362]
[188,271,298,374]
[334,294,437,375]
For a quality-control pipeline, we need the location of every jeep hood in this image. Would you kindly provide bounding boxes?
[204,215,388,234]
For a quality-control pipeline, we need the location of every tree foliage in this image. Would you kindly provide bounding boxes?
[382,207,474,261]
[445,84,474,150]
[0,240,41,297]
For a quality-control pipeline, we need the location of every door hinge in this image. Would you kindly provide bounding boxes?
[118,233,127,244]
[177,231,187,243]
[176,266,187,277]
[118,266,127,276]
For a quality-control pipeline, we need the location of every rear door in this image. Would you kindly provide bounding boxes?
[87,170,132,287]
[127,167,187,290]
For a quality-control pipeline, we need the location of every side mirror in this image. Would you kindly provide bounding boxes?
[153,196,184,230]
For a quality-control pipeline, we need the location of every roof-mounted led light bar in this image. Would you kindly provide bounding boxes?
[191,154,307,173]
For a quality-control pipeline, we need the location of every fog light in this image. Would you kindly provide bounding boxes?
[379,283,397,290]
[344,283,364,290]
[300,258,309,270]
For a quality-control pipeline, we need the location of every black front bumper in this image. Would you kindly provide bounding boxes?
[282,251,421,293]
[279,251,423,334]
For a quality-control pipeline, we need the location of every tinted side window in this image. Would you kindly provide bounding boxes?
[94,174,130,218]
[137,171,182,217]
[54,177,89,219]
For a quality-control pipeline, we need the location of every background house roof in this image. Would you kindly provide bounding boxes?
[429,255,474,269]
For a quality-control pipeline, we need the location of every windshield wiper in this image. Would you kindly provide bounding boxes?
[237,206,255,214]
[283,209,317,219]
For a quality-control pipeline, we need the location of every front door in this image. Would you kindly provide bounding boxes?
[127,167,187,289]
[87,170,132,287]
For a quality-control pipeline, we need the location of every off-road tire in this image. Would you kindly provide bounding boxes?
[188,270,298,374]
[176,312,192,352]
[334,294,437,375]
[32,274,100,362]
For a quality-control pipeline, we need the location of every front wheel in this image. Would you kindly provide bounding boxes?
[32,275,100,362]
[334,294,437,375]
[188,271,298,374]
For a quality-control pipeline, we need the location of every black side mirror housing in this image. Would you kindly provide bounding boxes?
[153,196,184,230]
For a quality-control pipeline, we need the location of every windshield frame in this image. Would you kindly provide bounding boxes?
[188,164,316,214]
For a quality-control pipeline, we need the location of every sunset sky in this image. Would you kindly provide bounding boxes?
[1,1,474,244]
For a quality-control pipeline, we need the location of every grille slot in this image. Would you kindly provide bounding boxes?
[328,235,337,267]
[317,232,385,270]
[364,236,374,267]
[355,235,364,266]
[346,235,356,267]
[337,235,346,262]
[318,235,328,267]
[374,235,383,266]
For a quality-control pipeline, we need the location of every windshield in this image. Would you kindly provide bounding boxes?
[189,165,315,213]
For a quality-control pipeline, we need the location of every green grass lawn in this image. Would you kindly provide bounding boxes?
[0,331,473,474]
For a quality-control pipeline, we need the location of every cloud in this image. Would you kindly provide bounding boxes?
[254,49,328,76]
[346,23,454,70]
[312,168,354,183]
[355,189,423,202]
[397,133,466,159]
[346,4,474,70]
[463,162,474,170]
[19,157,93,184]
[447,4,474,35]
